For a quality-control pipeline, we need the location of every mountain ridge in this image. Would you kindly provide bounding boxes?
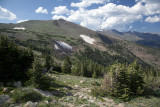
[99,29,160,48]
[0,19,160,68]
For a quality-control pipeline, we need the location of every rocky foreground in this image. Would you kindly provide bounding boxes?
[0,73,160,107]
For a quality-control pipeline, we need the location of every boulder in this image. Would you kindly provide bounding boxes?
[23,101,37,107]
[67,97,72,101]
[117,103,124,107]
[74,85,79,88]
[0,95,10,105]
[88,99,94,103]
[73,94,78,97]
[33,88,53,97]
[80,80,85,83]
[88,89,91,93]
[44,100,49,104]
[3,87,9,93]
[10,90,15,93]
[14,81,22,87]
[83,96,88,99]
[79,94,84,98]
[67,92,73,96]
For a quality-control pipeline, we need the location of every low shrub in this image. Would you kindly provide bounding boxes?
[91,81,101,86]
[36,75,53,90]
[11,88,43,103]
[91,87,105,97]
[25,62,53,90]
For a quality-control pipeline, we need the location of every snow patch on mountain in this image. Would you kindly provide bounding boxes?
[80,34,95,44]
[13,27,25,30]
[56,41,72,50]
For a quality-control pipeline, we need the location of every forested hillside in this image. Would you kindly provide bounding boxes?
[0,20,160,107]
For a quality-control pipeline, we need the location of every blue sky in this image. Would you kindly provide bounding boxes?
[0,0,160,33]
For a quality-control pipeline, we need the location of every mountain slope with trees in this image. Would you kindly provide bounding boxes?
[99,29,160,48]
[0,19,160,69]
[0,20,160,107]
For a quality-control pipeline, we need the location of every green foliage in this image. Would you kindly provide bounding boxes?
[26,60,53,90]
[36,75,53,90]
[11,88,43,103]
[0,36,34,82]
[62,55,71,73]
[71,58,104,78]
[102,61,144,101]
[91,87,104,97]
[44,54,53,71]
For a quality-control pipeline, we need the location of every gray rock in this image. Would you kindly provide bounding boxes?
[79,94,84,98]
[44,100,49,104]
[23,101,37,107]
[3,87,9,93]
[88,99,94,103]
[10,90,15,93]
[80,80,85,83]
[117,103,124,107]
[88,89,91,93]
[67,92,73,96]
[73,94,78,97]
[14,81,22,87]
[0,95,10,105]
[74,85,79,88]
[67,97,72,101]
[83,96,88,99]
[33,88,53,97]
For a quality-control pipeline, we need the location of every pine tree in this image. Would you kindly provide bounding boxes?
[62,55,71,73]
[0,36,34,81]
[44,54,53,71]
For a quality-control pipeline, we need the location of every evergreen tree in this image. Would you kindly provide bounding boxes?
[103,61,144,101]
[62,55,71,73]
[44,54,53,71]
[0,36,34,81]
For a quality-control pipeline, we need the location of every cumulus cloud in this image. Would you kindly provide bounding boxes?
[51,6,69,15]
[52,15,67,20]
[0,6,16,20]
[129,26,133,30]
[71,0,108,8]
[145,15,160,23]
[67,3,143,30]
[143,0,160,15]
[35,7,48,14]
[17,19,28,23]
[52,0,160,30]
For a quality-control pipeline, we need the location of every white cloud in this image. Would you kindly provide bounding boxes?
[52,0,160,30]
[129,26,133,30]
[52,15,67,20]
[140,0,160,15]
[145,15,160,23]
[51,6,69,15]
[35,7,48,14]
[135,0,140,2]
[0,6,16,20]
[71,0,108,8]
[67,3,143,30]
[17,19,28,23]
